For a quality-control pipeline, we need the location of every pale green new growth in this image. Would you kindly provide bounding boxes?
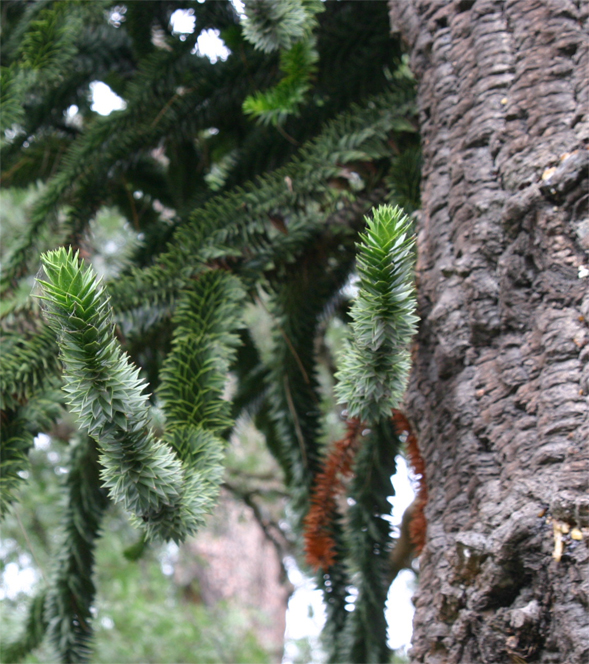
[241,0,323,125]
[243,40,318,126]
[241,0,319,53]
[335,205,418,423]
[36,248,243,543]
[37,248,184,518]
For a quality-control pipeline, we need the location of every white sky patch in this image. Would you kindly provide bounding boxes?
[90,81,126,116]
[170,8,195,35]
[0,538,17,560]
[230,0,246,19]
[386,569,415,651]
[385,457,416,651]
[104,240,119,255]
[64,104,82,128]
[192,29,230,63]
[388,455,417,528]
[4,125,23,142]
[341,272,359,299]
[108,5,126,28]
[100,615,115,630]
[160,541,179,577]
[34,432,51,450]
[283,556,326,664]
[0,559,39,600]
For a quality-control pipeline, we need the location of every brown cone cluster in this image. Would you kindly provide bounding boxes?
[304,410,428,572]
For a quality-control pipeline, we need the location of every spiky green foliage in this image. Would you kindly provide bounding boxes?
[108,85,415,329]
[37,248,186,525]
[2,436,109,664]
[335,205,418,423]
[241,0,323,125]
[36,248,245,546]
[1,2,78,134]
[158,271,244,432]
[241,0,320,54]
[1,392,63,518]
[1,3,422,662]
[258,196,376,500]
[141,270,245,541]
[0,64,26,134]
[343,421,401,664]
[243,39,318,126]
[320,205,418,662]
[2,2,404,295]
[386,145,422,214]
[18,2,79,74]
[1,589,49,663]
[0,412,35,519]
[0,327,60,412]
[45,436,109,663]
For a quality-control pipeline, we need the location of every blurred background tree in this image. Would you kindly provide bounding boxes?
[0,1,421,663]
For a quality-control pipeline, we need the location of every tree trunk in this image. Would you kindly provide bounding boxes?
[388,1,589,662]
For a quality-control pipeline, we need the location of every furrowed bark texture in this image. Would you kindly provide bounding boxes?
[389,1,588,662]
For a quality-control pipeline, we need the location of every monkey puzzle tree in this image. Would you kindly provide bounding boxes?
[4,1,586,663]
[1,2,421,662]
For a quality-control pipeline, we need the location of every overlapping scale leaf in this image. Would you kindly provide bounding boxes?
[38,248,247,545]
[136,426,225,543]
[158,270,245,433]
[153,270,246,541]
[241,0,321,54]
[37,247,184,523]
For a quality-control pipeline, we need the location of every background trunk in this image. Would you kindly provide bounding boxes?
[388,1,588,662]
[174,489,291,663]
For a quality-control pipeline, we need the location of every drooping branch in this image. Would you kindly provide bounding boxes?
[37,248,186,524]
[316,205,418,663]
[44,436,109,663]
[36,248,245,543]
[1,589,49,663]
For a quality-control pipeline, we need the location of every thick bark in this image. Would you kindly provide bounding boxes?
[388,1,588,662]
